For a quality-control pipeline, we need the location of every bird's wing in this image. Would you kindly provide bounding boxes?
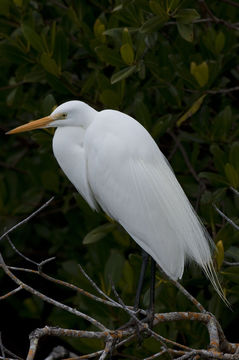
[85,111,212,280]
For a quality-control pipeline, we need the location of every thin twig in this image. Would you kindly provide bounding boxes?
[110,281,171,354]
[0,285,22,300]
[198,0,239,30]
[158,265,207,313]
[168,130,206,192]
[207,86,239,94]
[0,197,54,242]
[230,187,239,196]
[98,339,114,360]
[213,205,239,231]
[7,235,39,266]
[78,264,145,314]
[0,253,107,331]
[224,261,239,267]
[0,333,5,360]
[143,349,168,359]
[218,0,239,9]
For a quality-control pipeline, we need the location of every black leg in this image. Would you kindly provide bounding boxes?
[134,249,149,310]
[148,258,156,328]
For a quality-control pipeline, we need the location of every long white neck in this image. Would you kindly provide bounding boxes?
[52,126,98,210]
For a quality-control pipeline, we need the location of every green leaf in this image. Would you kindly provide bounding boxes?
[140,16,166,33]
[41,170,59,192]
[99,89,121,108]
[21,24,45,53]
[122,27,133,47]
[212,106,232,141]
[95,46,123,67]
[199,172,228,186]
[0,44,28,64]
[40,53,59,76]
[111,65,136,84]
[224,163,239,188]
[149,1,167,17]
[82,223,115,245]
[215,31,225,54]
[229,142,239,173]
[177,94,207,127]
[120,43,134,65]
[177,23,193,42]
[122,260,134,293]
[104,249,125,287]
[190,61,209,87]
[42,94,56,115]
[216,240,224,270]
[175,9,200,24]
[24,67,45,83]
[54,29,68,69]
[94,19,106,43]
[0,0,10,16]
[210,144,226,173]
[13,0,22,6]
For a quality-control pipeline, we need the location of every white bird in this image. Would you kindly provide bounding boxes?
[7,100,226,302]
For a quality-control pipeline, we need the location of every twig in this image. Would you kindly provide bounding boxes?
[224,261,239,267]
[0,263,125,309]
[98,339,114,360]
[0,253,107,331]
[0,285,22,300]
[78,264,145,314]
[219,0,239,9]
[44,346,77,360]
[110,281,171,354]
[0,197,54,242]
[1,346,23,360]
[143,350,167,360]
[168,130,206,192]
[207,86,239,94]
[6,235,39,266]
[158,265,207,313]
[230,187,239,196]
[0,333,5,360]
[213,205,239,231]
[198,0,239,30]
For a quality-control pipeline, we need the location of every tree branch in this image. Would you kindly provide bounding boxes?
[0,197,54,243]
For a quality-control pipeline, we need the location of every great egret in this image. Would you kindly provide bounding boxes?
[7,100,225,302]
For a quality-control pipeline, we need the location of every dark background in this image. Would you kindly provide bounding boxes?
[0,0,239,358]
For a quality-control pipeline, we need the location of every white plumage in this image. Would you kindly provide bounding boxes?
[8,100,226,302]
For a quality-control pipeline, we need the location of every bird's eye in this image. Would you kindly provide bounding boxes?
[62,113,67,118]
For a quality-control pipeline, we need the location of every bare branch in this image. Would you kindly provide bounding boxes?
[143,350,167,360]
[218,0,239,9]
[44,346,77,360]
[224,261,239,267]
[230,187,239,197]
[78,264,145,314]
[98,339,114,360]
[0,285,22,300]
[213,204,239,231]
[198,0,239,30]
[0,253,107,331]
[0,197,54,243]
[207,86,239,94]
[0,333,5,360]
[168,130,206,192]
[157,265,207,313]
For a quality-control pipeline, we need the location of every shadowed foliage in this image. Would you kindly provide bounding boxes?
[0,0,239,358]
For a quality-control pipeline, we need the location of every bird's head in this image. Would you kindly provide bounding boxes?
[6,100,97,135]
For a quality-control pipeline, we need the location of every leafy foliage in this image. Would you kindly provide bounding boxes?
[0,0,239,357]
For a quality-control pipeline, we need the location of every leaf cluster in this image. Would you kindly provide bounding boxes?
[0,0,239,357]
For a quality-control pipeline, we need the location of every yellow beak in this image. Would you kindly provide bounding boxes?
[6,116,53,135]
